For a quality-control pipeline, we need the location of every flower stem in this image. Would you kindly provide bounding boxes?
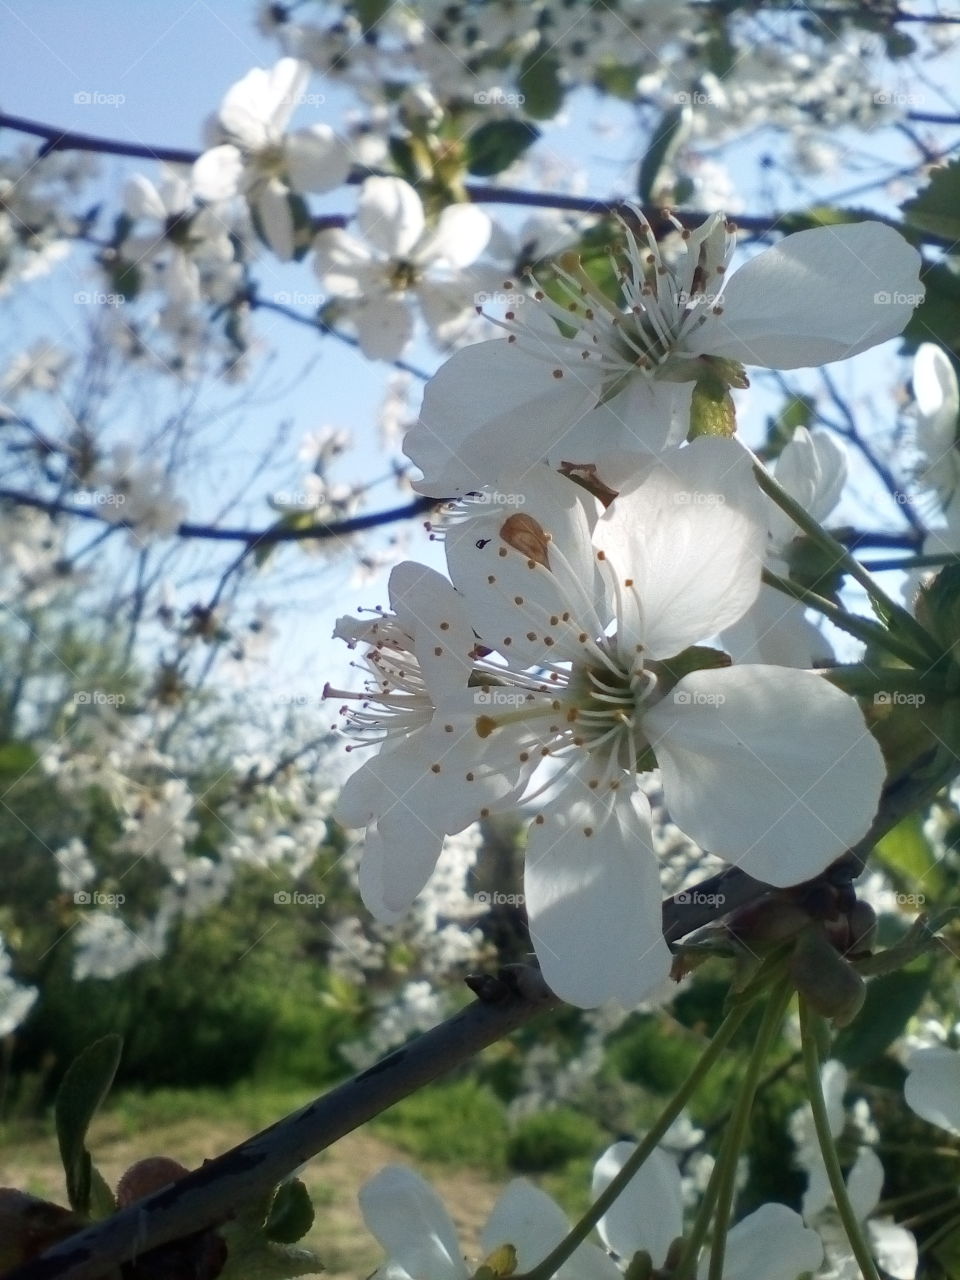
[512,1000,755,1280]
[752,459,942,665]
[798,997,882,1280]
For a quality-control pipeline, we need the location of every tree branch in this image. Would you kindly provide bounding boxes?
[2,966,560,1280]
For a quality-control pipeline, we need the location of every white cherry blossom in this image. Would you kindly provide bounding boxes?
[192,57,351,260]
[313,176,492,360]
[405,211,922,496]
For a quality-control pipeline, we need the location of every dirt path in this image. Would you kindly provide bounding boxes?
[1,1110,504,1277]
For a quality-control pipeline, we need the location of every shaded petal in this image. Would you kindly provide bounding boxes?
[483,1180,620,1280]
[388,562,480,698]
[904,1046,960,1135]
[313,228,377,297]
[688,222,922,369]
[355,295,415,361]
[705,1204,823,1280]
[418,204,491,269]
[524,781,672,1008]
[595,439,766,657]
[407,339,602,497]
[846,1146,884,1222]
[768,427,847,550]
[720,583,834,668]
[192,145,244,202]
[254,178,296,261]
[359,1166,467,1280]
[646,666,885,884]
[284,125,351,193]
[593,1141,682,1268]
[359,176,425,259]
[124,175,167,221]
[868,1218,918,1280]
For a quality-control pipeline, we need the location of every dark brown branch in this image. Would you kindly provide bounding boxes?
[0,487,439,544]
[3,966,560,1280]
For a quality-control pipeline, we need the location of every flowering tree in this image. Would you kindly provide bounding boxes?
[4,4,960,1279]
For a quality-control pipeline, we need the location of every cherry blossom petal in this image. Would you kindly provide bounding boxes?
[254,179,296,261]
[593,1140,683,1268]
[646,666,885,884]
[408,340,603,497]
[702,1204,823,1280]
[482,1180,620,1280]
[868,1218,919,1280]
[284,125,351,193]
[388,562,480,698]
[355,295,415,361]
[594,439,766,657]
[418,204,491,269]
[721,583,833,668]
[192,144,244,202]
[524,780,672,1008]
[915,343,960,443]
[313,229,378,297]
[359,176,426,260]
[687,222,922,369]
[359,1166,467,1280]
[124,175,168,221]
[904,1046,960,1135]
[767,427,847,550]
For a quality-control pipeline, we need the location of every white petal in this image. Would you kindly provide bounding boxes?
[646,666,885,884]
[388,562,479,697]
[768,427,847,549]
[720,584,834,669]
[868,1218,918,1280]
[313,228,377,296]
[284,125,351,193]
[914,343,960,467]
[192,145,244,202]
[594,439,766,657]
[904,1046,960,1135]
[846,1146,884,1222]
[355,296,416,361]
[593,1141,682,1268]
[524,781,673,1008]
[703,1204,823,1280]
[255,179,296,260]
[359,177,426,260]
[418,204,491,269]
[407,339,601,497]
[416,280,476,348]
[359,1166,467,1280]
[482,1181,620,1280]
[688,222,922,369]
[124,175,167,221]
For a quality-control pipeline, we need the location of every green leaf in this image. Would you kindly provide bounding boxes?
[517,49,564,120]
[874,814,945,898]
[592,60,640,102]
[0,741,39,781]
[637,105,688,204]
[55,1035,122,1216]
[903,160,960,241]
[264,1180,315,1245]
[903,260,960,357]
[833,965,932,1068]
[354,0,390,33]
[466,120,540,177]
